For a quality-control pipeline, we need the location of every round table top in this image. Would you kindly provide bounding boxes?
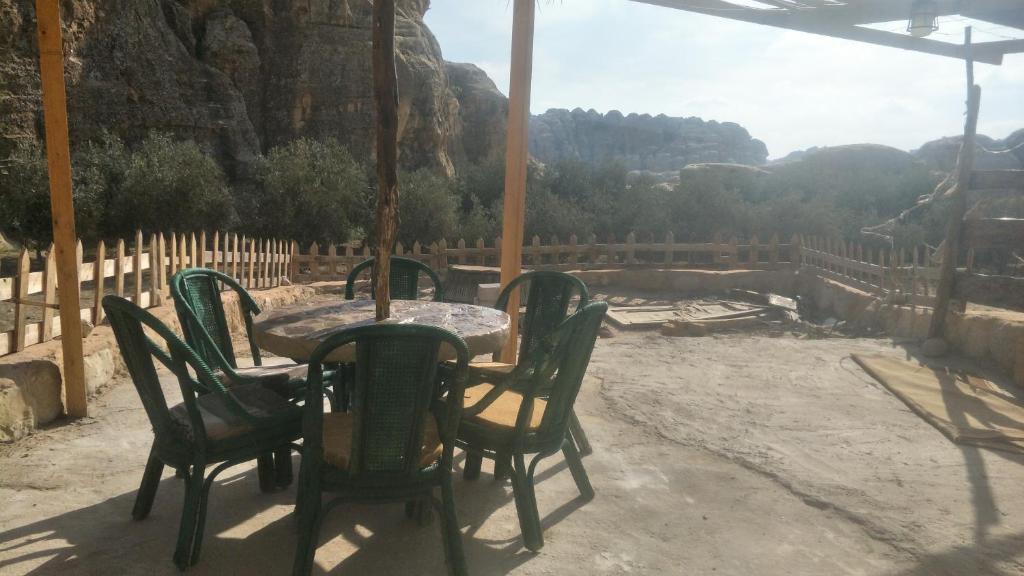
[254,298,511,363]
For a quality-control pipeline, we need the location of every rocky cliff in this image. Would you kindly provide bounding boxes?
[529,108,769,171]
[912,129,1024,172]
[0,0,461,178]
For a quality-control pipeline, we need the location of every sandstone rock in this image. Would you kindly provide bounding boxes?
[0,362,63,441]
[922,337,950,357]
[530,108,769,171]
[447,62,508,166]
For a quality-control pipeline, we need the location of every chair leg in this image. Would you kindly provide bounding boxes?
[257,452,276,493]
[510,453,544,552]
[562,438,595,501]
[132,445,164,521]
[173,464,204,571]
[274,446,294,488]
[438,476,468,576]
[292,482,322,576]
[493,452,512,482]
[188,470,219,566]
[569,410,593,456]
[462,452,482,481]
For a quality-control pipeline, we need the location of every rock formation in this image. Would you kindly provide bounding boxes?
[446,61,507,166]
[529,108,769,171]
[912,129,1024,172]
[0,0,461,178]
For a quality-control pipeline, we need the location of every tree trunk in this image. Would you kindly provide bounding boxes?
[372,0,399,321]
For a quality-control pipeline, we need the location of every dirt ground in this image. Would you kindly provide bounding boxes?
[1,327,1023,575]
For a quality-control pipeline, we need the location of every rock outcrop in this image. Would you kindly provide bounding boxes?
[529,108,769,171]
[913,129,1024,173]
[446,61,507,166]
[0,0,461,177]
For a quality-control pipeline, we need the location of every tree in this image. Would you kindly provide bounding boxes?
[250,138,372,245]
[396,169,458,245]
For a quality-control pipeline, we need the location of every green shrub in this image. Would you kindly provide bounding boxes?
[250,138,372,245]
[396,169,458,245]
[0,144,52,253]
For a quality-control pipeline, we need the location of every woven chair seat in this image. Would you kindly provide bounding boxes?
[461,383,546,431]
[321,412,442,470]
[213,363,308,397]
[169,384,295,442]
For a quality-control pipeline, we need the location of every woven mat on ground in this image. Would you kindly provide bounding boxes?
[852,354,1024,454]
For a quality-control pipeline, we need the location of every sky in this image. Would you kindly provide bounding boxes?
[424,0,1024,159]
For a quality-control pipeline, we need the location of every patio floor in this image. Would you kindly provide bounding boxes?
[1,330,1023,575]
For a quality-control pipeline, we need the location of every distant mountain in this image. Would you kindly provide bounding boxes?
[528,108,769,171]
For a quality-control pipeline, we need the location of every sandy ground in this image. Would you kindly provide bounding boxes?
[1,328,1023,575]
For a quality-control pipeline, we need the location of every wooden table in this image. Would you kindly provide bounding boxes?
[254,298,511,363]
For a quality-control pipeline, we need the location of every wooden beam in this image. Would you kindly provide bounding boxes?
[954,272,1024,311]
[930,38,981,338]
[632,0,1009,64]
[498,0,537,362]
[35,0,87,417]
[372,0,399,321]
[963,218,1024,249]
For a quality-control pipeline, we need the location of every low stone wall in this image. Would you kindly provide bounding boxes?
[573,268,800,296]
[0,283,335,442]
[797,272,1024,389]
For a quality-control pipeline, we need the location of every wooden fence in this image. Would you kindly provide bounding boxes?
[799,236,940,306]
[0,231,291,357]
[291,233,804,282]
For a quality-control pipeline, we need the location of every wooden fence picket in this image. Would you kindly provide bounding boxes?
[44,248,58,338]
[13,250,30,352]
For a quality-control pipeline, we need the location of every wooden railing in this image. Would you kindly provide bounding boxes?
[799,236,940,306]
[290,233,804,282]
[1,231,291,357]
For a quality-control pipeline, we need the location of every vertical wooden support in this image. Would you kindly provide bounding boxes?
[91,241,105,325]
[728,237,738,269]
[749,235,760,267]
[532,235,542,266]
[168,233,178,278]
[930,35,980,338]
[13,250,30,352]
[34,0,86,415]
[248,238,257,289]
[133,230,143,305]
[498,0,536,360]
[149,234,158,306]
[769,234,779,267]
[606,234,616,266]
[438,239,448,270]
[189,233,197,270]
[262,239,271,288]
[309,242,320,283]
[43,247,58,338]
[372,0,400,321]
[212,231,220,274]
[156,233,166,302]
[289,240,298,281]
[569,234,579,268]
[198,231,207,268]
[115,239,126,298]
[232,234,241,282]
[625,232,636,266]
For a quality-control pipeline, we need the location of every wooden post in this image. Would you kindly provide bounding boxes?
[531,235,542,266]
[438,239,448,270]
[149,234,158,306]
[371,0,400,321]
[931,31,980,338]
[44,247,58,338]
[625,232,636,266]
[212,231,220,274]
[498,0,536,361]
[13,250,30,352]
[569,234,579,268]
[289,240,298,281]
[232,234,241,282]
[34,0,87,416]
[90,241,105,325]
[248,238,257,289]
[198,231,207,269]
[728,237,738,269]
[749,235,760,267]
[664,231,674,268]
[115,239,126,298]
[133,230,143,305]
[156,233,166,303]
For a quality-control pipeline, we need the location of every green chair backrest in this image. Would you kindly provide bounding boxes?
[344,256,444,302]
[304,324,469,485]
[102,295,242,452]
[494,271,589,362]
[170,268,263,371]
[525,301,607,444]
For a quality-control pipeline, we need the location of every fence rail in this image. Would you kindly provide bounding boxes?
[290,233,804,282]
[799,236,940,306]
[1,231,290,357]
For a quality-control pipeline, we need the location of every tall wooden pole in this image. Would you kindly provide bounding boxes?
[498,0,536,362]
[929,28,978,340]
[372,0,400,321]
[35,0,87,417]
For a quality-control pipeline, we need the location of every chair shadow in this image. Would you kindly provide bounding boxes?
[0,451,592,576]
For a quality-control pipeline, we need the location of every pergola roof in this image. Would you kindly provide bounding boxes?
[631,0,1024,65]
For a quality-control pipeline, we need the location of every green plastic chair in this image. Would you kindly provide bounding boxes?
[451,301,608,552]
[467,271,593,461]
[344,256,444,301]
[102,295,302,570]
[170,268,308,399]
[292,323,470,576]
